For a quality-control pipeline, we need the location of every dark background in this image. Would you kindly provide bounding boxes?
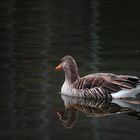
[0,0,140,140]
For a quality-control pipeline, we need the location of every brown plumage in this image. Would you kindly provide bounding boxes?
[74,73,139,92]
[55,55,140,98]
[56,95,133,128]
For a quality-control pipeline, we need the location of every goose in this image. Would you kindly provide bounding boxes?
[56,95,138,128]
[55,55,140,98]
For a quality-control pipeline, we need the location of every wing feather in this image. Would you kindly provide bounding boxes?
[73,73,139,94]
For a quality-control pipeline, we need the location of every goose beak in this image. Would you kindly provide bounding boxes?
[55,64,62,71]
[56,110,64,117]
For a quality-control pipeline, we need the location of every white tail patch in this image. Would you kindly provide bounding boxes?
[112,99,140,112]
[111,86,140,98]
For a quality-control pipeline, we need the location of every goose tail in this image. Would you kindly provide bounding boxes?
[111,86,140,98]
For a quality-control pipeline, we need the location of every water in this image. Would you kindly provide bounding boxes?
[0,0,140,140]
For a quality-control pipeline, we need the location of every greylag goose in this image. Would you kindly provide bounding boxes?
[55,55,140,98]
[56,95,137,128]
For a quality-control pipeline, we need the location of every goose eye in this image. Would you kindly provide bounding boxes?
[61,62,66,67]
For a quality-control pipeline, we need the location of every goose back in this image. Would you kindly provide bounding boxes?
[73,73,140,93]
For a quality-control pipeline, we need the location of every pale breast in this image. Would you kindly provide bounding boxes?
[61,81,71,93]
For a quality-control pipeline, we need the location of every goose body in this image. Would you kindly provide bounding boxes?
[55,55,140,98]
[57,95,140,128]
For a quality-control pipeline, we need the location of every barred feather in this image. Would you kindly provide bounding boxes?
[57,55,140,98]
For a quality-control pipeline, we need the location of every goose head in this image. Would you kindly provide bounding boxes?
[56,108,78,129]
[55,55,80,83]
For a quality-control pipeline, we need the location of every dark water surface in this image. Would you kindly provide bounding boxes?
[0,0,140,140]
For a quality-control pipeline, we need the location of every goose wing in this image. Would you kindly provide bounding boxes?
[73,73,139,93]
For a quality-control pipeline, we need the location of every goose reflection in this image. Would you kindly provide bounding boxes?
[56,93,140,129]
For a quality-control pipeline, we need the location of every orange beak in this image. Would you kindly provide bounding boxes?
[56,110,64,117]
[55,64,62,71]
